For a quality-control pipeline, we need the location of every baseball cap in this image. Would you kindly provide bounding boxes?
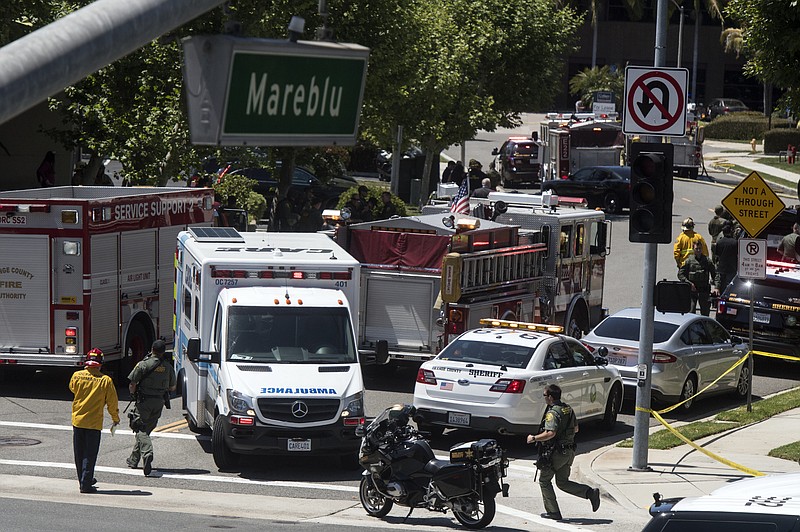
[681,217,695,229]
[84,348,104,367]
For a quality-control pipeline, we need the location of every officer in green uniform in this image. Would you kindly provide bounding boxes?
[678,240,717,316]
[126,339,176,476]
[527,383,600,520]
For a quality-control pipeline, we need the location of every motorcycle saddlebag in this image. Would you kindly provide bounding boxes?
[432,463,473,499]
[449,439,499,463]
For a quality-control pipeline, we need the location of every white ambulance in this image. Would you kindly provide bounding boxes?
[174,227,365,469]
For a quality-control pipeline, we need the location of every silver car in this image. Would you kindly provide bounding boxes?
[582,308,748,410]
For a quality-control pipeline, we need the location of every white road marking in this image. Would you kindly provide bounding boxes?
[0,420,206,440]
[1,421,590,530]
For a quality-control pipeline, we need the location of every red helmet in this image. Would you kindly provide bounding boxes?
[84,348,104,367]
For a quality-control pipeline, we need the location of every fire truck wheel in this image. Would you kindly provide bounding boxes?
[122,321,151,381]
[565,300,589,339]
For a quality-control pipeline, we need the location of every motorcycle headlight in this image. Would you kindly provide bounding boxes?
[226,389,254,415]
[342,391,364,417]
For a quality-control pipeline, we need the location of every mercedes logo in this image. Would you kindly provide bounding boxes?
[291,401,309,418]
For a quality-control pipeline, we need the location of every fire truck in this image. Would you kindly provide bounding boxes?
[0,186,214,379]
[423,191,611,339]
[539,113,624,180]
[334,214,548,367]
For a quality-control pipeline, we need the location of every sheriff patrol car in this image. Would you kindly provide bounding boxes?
[412,319,623,436]
[645,472,800,531]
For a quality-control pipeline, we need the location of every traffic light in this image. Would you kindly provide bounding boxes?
[628,143,674,243]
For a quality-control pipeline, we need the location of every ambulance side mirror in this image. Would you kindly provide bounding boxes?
[187,338,201,361]
[187,338,220,364]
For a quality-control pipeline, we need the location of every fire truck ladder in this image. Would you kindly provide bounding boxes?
[442,244,547,303]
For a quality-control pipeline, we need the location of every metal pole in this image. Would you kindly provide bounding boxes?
[677,6,684,68]
[0,0,227,125]
[631,0,669,472]
[747,280,754,412]
[669,0,684,68]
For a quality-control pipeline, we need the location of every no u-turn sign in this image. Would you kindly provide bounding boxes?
[623,66,688,137]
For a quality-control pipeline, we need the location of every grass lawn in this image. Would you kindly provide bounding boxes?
[617,387,800,462]
[754,157,800,175]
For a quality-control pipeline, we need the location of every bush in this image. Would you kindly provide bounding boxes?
[213,173,267,223]
[702,112,770,141]
[763,128,800,154]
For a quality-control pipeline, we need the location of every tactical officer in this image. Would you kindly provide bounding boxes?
[678,240,717,316]
[713,222,738,293]
[126,339,176,476]
[707,205,727,258]
[527,384,601,520]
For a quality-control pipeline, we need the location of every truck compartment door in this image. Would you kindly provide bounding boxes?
[90,233,120,351]
[363,273,438,351]
[0,235,50,349]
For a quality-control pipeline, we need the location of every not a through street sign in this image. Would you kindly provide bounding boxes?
[721,171,786,237]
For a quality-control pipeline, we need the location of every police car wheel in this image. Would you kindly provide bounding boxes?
[600,384,621,429]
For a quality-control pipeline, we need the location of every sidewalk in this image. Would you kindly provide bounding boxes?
[574,407,800,512]
[703,140,800,195]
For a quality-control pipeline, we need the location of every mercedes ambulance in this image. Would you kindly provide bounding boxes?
[174,227,365,469]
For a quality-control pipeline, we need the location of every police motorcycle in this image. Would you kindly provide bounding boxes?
[356,404,509,529]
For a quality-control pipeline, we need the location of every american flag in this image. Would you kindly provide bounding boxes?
[450,177,470,214]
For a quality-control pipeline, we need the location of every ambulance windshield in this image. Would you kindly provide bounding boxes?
[226,307,356,364]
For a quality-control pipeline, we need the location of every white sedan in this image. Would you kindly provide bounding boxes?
[412,320,623,436]
[582,308,748,411]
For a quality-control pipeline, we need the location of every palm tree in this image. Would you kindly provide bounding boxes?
[689,0,724,106]
[720,26,772,120]
[569,65,624,109]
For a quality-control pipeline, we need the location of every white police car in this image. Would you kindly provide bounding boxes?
[412,319,623,436]
[645,472,800,531]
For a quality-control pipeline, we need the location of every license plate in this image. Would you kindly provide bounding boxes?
[753,312,771,324]
[448,412,470,426]
[287,439,311,451]
[607,355,628,366]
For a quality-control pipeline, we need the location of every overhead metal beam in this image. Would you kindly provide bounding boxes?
[0,0,227,125]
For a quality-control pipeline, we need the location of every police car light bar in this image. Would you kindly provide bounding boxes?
[479,318,564,334]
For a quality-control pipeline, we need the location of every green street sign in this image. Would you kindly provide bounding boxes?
[183,35,369,146]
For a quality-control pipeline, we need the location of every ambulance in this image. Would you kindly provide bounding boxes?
[173,227,365,469]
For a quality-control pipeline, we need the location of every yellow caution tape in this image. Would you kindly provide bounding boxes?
[650,410,765,477]
[753,350,800,363]
[633,351,764,476]
[655,351,751,415]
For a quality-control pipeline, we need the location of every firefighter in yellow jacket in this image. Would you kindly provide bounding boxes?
[673,217,709,268]
[69,348,120,493]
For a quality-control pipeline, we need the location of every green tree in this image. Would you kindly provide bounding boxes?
[725,0,800,119]
[6,0,581,198]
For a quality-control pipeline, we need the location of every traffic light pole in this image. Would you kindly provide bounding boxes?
[631,0,669,472]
